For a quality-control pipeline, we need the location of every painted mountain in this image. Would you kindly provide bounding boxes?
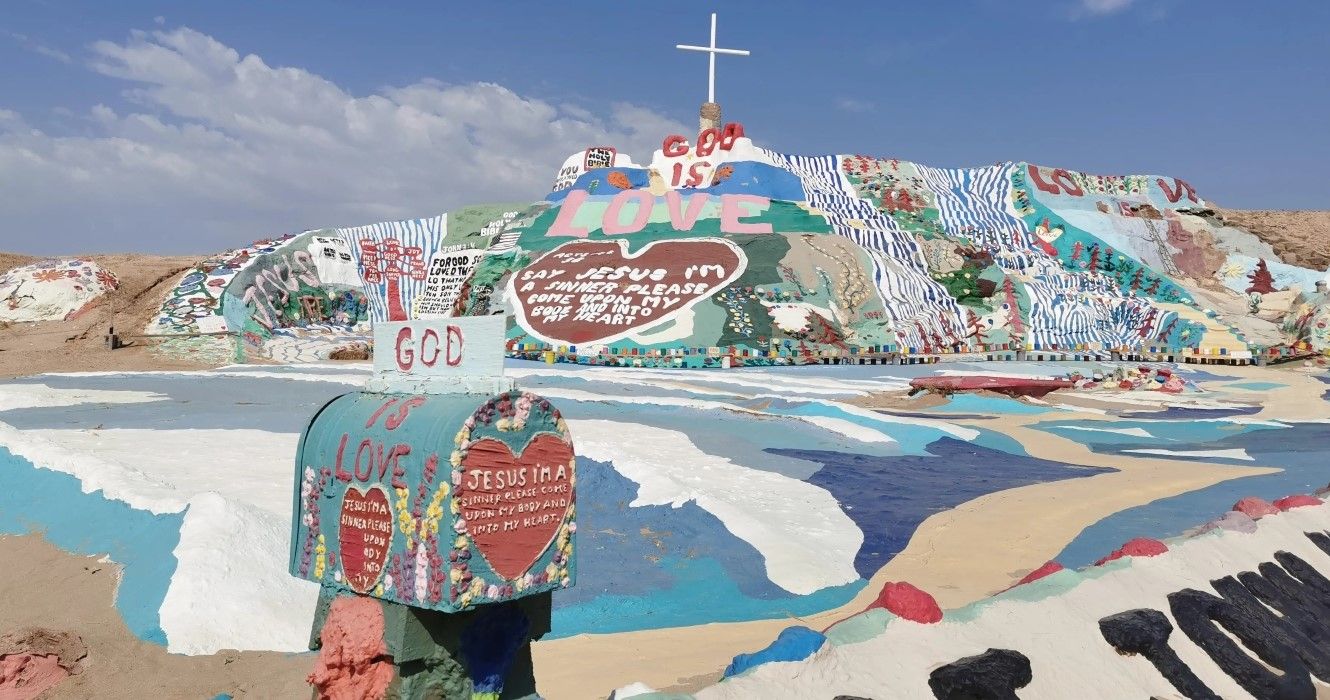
[163,125,1327,367]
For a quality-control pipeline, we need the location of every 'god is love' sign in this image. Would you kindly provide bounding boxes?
[291,388,576,612]
[510,238,747,346]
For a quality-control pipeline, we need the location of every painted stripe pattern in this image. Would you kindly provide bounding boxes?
[758,148,967,349]
[336,214,447,323]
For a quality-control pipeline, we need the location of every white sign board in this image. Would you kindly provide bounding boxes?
[307,235,362,287]
[413,246,485,318]
[373,315,506,379]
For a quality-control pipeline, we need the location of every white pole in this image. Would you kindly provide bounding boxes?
[708,13,717,103]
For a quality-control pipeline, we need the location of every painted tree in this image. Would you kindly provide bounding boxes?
[1001,277,1025,340]
[1070,240,1084,262]
[1101,248,1118,273]
[966,309,989,344]
[1085,244,1101,271]
[359,238,426,321]
[1245,259,1277,294]
[1145,278,1162,296]
[1137,307,1158,339]
[1128,267,1145,292]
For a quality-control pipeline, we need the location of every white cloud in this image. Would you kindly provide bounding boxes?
[5,30,72,64]
[0,26,687,254]
[836,97,875,114]
[1074,0,1136,17]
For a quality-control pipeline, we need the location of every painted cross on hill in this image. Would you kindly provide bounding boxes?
[676,13,750,104]
[358,238,425,321]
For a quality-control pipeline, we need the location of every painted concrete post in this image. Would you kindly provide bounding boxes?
[290,316,576,699]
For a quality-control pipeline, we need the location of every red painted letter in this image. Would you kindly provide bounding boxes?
[696,128,719,157]
[662,134,689,158]
[394,326,414,371]
[446,325,464,366]
[420,328,440,367]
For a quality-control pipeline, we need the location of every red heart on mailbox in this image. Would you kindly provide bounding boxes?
[338,485,393,593]
[460,433,575,581]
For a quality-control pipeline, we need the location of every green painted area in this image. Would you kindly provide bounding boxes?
[822,608,894,646]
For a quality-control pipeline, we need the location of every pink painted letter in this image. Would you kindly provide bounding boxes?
[665,191,709,232]
[549,190,590,238]
[603,190,655,236]
[719,194,773,235]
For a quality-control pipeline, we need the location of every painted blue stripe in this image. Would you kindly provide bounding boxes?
[0,446,184,645]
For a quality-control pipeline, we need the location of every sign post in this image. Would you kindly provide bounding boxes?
[290,315,576,699]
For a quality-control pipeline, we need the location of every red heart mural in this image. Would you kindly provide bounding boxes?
[510,239,747,345]
[338,485,393,593]
[459,433,575,580]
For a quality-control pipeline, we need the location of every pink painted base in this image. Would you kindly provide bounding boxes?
[0,653,69,700]
[307,596,395,700]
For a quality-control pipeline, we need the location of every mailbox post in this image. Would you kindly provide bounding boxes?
[290,316,576,699]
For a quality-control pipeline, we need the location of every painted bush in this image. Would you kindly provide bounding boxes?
[0,258,118,323]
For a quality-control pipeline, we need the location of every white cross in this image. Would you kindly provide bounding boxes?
[676,13,750,104]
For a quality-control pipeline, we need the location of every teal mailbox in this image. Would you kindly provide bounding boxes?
[289,316,577,613]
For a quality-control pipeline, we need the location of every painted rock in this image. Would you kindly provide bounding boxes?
[1014,561,1065,587]
[865,581,943,624]
[1273,494,1322,511]
[1095,537,1168,566]
[1232,497,1280,519]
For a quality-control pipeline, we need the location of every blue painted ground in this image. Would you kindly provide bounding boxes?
[0,362,1252,650]
[550,457,864,636]
[772,438,1113,576]
[0,446,184,644]
[1048,420,1330,568]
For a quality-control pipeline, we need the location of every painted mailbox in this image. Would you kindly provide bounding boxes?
[289,315,577,613]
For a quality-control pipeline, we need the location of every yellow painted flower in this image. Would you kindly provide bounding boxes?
[450,568,462,584]
[455,536,467,549]
[374,583,384,596]
[313,535,327,579]
[449,451,463,467]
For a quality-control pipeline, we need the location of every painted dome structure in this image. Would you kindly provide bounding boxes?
[1,258,119,323]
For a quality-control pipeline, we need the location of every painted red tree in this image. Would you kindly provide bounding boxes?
[966,310,988,344]
[359,238,426,321]
[1001,277,1025,340]
[1245,259,1276,294]
[1128,268,1144,292]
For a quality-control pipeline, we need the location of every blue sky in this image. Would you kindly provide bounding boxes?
[2,0,1326,254]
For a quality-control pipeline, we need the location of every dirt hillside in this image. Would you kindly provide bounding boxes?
[1216,208,1330,270]
[0,253,37,274]
[0,253,212,379]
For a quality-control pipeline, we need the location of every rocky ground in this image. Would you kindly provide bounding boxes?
[1215,207,1330,270]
